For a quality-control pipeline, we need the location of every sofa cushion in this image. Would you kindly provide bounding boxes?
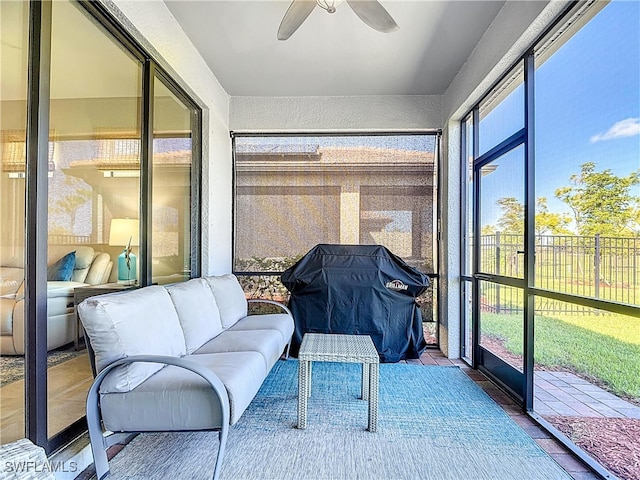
[193,329,285,371]
[47,281,87,299]
[84,252,112,286]
[204,274,247,328]
[100,351,267,430]
[47,251,76,281]
[78,286,186,393]
[228,314,294,345]
[165,279,223,354]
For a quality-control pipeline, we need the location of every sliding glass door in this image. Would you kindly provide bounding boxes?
[1,0,202,454]
[0,0,29,444]
[47,0,143,440]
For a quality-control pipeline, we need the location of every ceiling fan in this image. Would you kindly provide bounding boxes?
[278,0,399,41]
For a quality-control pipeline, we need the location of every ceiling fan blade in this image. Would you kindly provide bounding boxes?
[346,0,399,33]
[278,0,317,40]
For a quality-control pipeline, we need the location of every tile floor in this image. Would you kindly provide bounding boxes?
[534,370,640,420]
[410,350,602,480]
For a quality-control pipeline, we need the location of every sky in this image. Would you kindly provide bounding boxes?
[480,0,640,230]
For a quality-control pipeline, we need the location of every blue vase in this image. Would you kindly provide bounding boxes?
[117,249,137,284]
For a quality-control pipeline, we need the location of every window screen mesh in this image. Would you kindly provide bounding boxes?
[233,135,437,274]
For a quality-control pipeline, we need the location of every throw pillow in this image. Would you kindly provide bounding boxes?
[47,251,76,281]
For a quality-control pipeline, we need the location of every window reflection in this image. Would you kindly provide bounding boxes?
[47,0,142,439]
[152,78,194,285]
[0,0,29,444]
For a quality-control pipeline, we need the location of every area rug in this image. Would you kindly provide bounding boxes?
[0,349,82,387]
[93,361,571,480]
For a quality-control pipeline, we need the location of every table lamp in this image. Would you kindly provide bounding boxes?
[109,218,139,284]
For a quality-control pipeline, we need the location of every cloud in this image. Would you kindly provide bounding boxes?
[590,117,640,143]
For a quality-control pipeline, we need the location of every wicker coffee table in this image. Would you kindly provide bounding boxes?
[297,333,379,432]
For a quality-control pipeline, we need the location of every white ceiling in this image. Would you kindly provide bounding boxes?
[164,0,506,97]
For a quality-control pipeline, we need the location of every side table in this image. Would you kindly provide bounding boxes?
[297,333,380,432]
[74,282,139,350]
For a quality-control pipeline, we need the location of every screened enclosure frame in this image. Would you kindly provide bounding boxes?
[231,130,442,346]
[459,1,639,477]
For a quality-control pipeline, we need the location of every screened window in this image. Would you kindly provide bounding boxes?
[234,135,437,273]
[233,134,439,339]
[534,1,640,305]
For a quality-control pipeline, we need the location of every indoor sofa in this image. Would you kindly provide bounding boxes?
[0,245,112,355]
[78,274,294,480]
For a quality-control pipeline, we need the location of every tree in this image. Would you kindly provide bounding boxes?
[535,198,572,235]
[555,162,640,236]
[481,224,496,236]
[491,197,572,235]
[495,197,524,234]
[49,177,91,233]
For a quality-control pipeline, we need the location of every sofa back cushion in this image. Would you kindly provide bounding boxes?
[165,278,223,354]
[78,286,186,393]
[84,252,112,285]
[204,274,248,328]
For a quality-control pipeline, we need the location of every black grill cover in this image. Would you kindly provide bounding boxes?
[281,244,430,362]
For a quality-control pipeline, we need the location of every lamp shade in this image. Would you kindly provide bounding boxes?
[108,218,139,247]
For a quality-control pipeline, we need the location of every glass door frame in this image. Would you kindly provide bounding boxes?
[468,52,536,409]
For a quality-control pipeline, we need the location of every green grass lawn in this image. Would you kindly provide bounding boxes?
[481,312,640,400]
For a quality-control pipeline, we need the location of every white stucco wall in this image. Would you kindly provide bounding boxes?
[103,0,233,275]
[230,95,442,132]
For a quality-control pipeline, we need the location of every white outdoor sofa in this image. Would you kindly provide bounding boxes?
[77,274,294,480]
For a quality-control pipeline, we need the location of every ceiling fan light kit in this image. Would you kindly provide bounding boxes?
[277,0,399,41]
[316,0,340,14]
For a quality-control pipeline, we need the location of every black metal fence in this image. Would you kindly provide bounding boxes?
[480,233,640,315]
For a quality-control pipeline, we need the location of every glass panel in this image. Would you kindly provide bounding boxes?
[533,299,639,479]
[461,115,474,360]
[479,145,525,278]
[478,65,524,156]
[479,281,524,372]
[463,115,474,276]
[0,0,28,444]
[534,1,640,307]
[152,77,193,285]
[462,279,473,361]
[234,135,437,275]
[47,0,142,438]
